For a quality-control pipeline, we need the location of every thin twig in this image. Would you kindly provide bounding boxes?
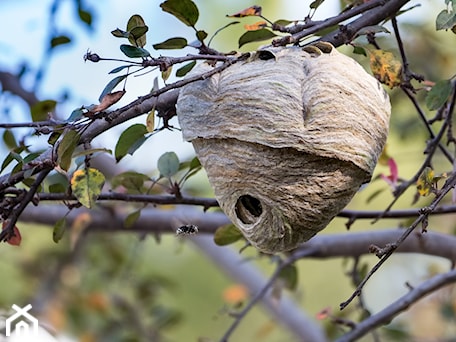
[0,169,51,242]
[218,251,316,342]
[340,172,456,310]
[336,269,456,342]
[373,108,450,222]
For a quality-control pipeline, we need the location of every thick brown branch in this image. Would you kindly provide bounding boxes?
[0,70,39,107]
[19,204,456,263]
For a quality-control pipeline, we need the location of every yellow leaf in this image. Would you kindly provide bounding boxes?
[222,284,248,304]
[70,212,92,249]
[146,110,155,132]
[244,21,267,31]
[161,66,172,82]
[227,5,262,18]
[417,167,435,196]
[71,168,105,208]
[378,145,390,166]
[369,50,402,88]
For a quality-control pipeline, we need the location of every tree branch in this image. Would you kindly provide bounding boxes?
[340,172,456,309]
[0,70,39,107]
[192,236,326,342]
[19,204,456,263]
[335,269,456,342]
[29,191,456,220]
[318,0,411,46]
[273,0,411,47]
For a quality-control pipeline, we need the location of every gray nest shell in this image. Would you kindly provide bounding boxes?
[176,43,391,253]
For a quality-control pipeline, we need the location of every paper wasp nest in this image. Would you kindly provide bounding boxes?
[176,43,391,253]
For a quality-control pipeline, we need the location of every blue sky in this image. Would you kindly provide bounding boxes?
[0,0,440,171]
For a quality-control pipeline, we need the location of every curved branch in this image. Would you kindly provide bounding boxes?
[193,236,326,342]
[336,269,456,342]
[0,70,39,107]
[19,204,456,263]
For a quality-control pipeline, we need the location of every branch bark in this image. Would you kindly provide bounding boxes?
[335,269,456,342]
[0,70,39,107]
[19,204,456,263]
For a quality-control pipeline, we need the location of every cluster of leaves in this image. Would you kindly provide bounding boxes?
[436,0,456,33]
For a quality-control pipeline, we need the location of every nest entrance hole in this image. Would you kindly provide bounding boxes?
[235,195,263,225]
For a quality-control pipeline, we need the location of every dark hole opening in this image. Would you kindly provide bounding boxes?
[258,50,276,61]
[235,195,263,224]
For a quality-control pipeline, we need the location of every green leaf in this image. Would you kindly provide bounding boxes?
[3,130,17,150]
[50,35,71,48]
[160,0,199,27]
[196,30,208,42]
[352,46,367,56]
[153,37,188,50]
[355,25,390,37]
[66,107,85,122]
[112,171,150,194]
[57,130,80,171]
[30,99,57,122]
[238,29,278,48]
[189,156,201,170]
[115,124,148,162]
[129,26,149,47]
[78,9,92,27]
[109,65,130,74]
[120,44,150,58]
[127,14,148,47]
[436,9,456,30]
[111,28,130,38]
[278,264,298,291]
[49,183,67,193]
[310,0,325,9]
[366,188,385,204]
[71,168,105,208]
[214,224,243,246]
[0,146,25,174]
[23,152,41,163]
[176,61,196,77]
[157,151,180,178]
[1,152,17,174]
[98,75,127,102]
[48,131,62,146]
[53,217,66,243]
[73,148,112,158]
[426,79,452,110]
[125,210,141,228]
[273,19,292,26]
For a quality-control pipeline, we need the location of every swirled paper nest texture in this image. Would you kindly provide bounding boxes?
[177,43,391,253]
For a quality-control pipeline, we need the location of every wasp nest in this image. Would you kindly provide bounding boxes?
[176,43,391,253]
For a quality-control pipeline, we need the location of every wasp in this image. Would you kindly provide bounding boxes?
[176,224,199,236]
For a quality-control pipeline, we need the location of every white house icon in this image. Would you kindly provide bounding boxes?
[5,304,39,337]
